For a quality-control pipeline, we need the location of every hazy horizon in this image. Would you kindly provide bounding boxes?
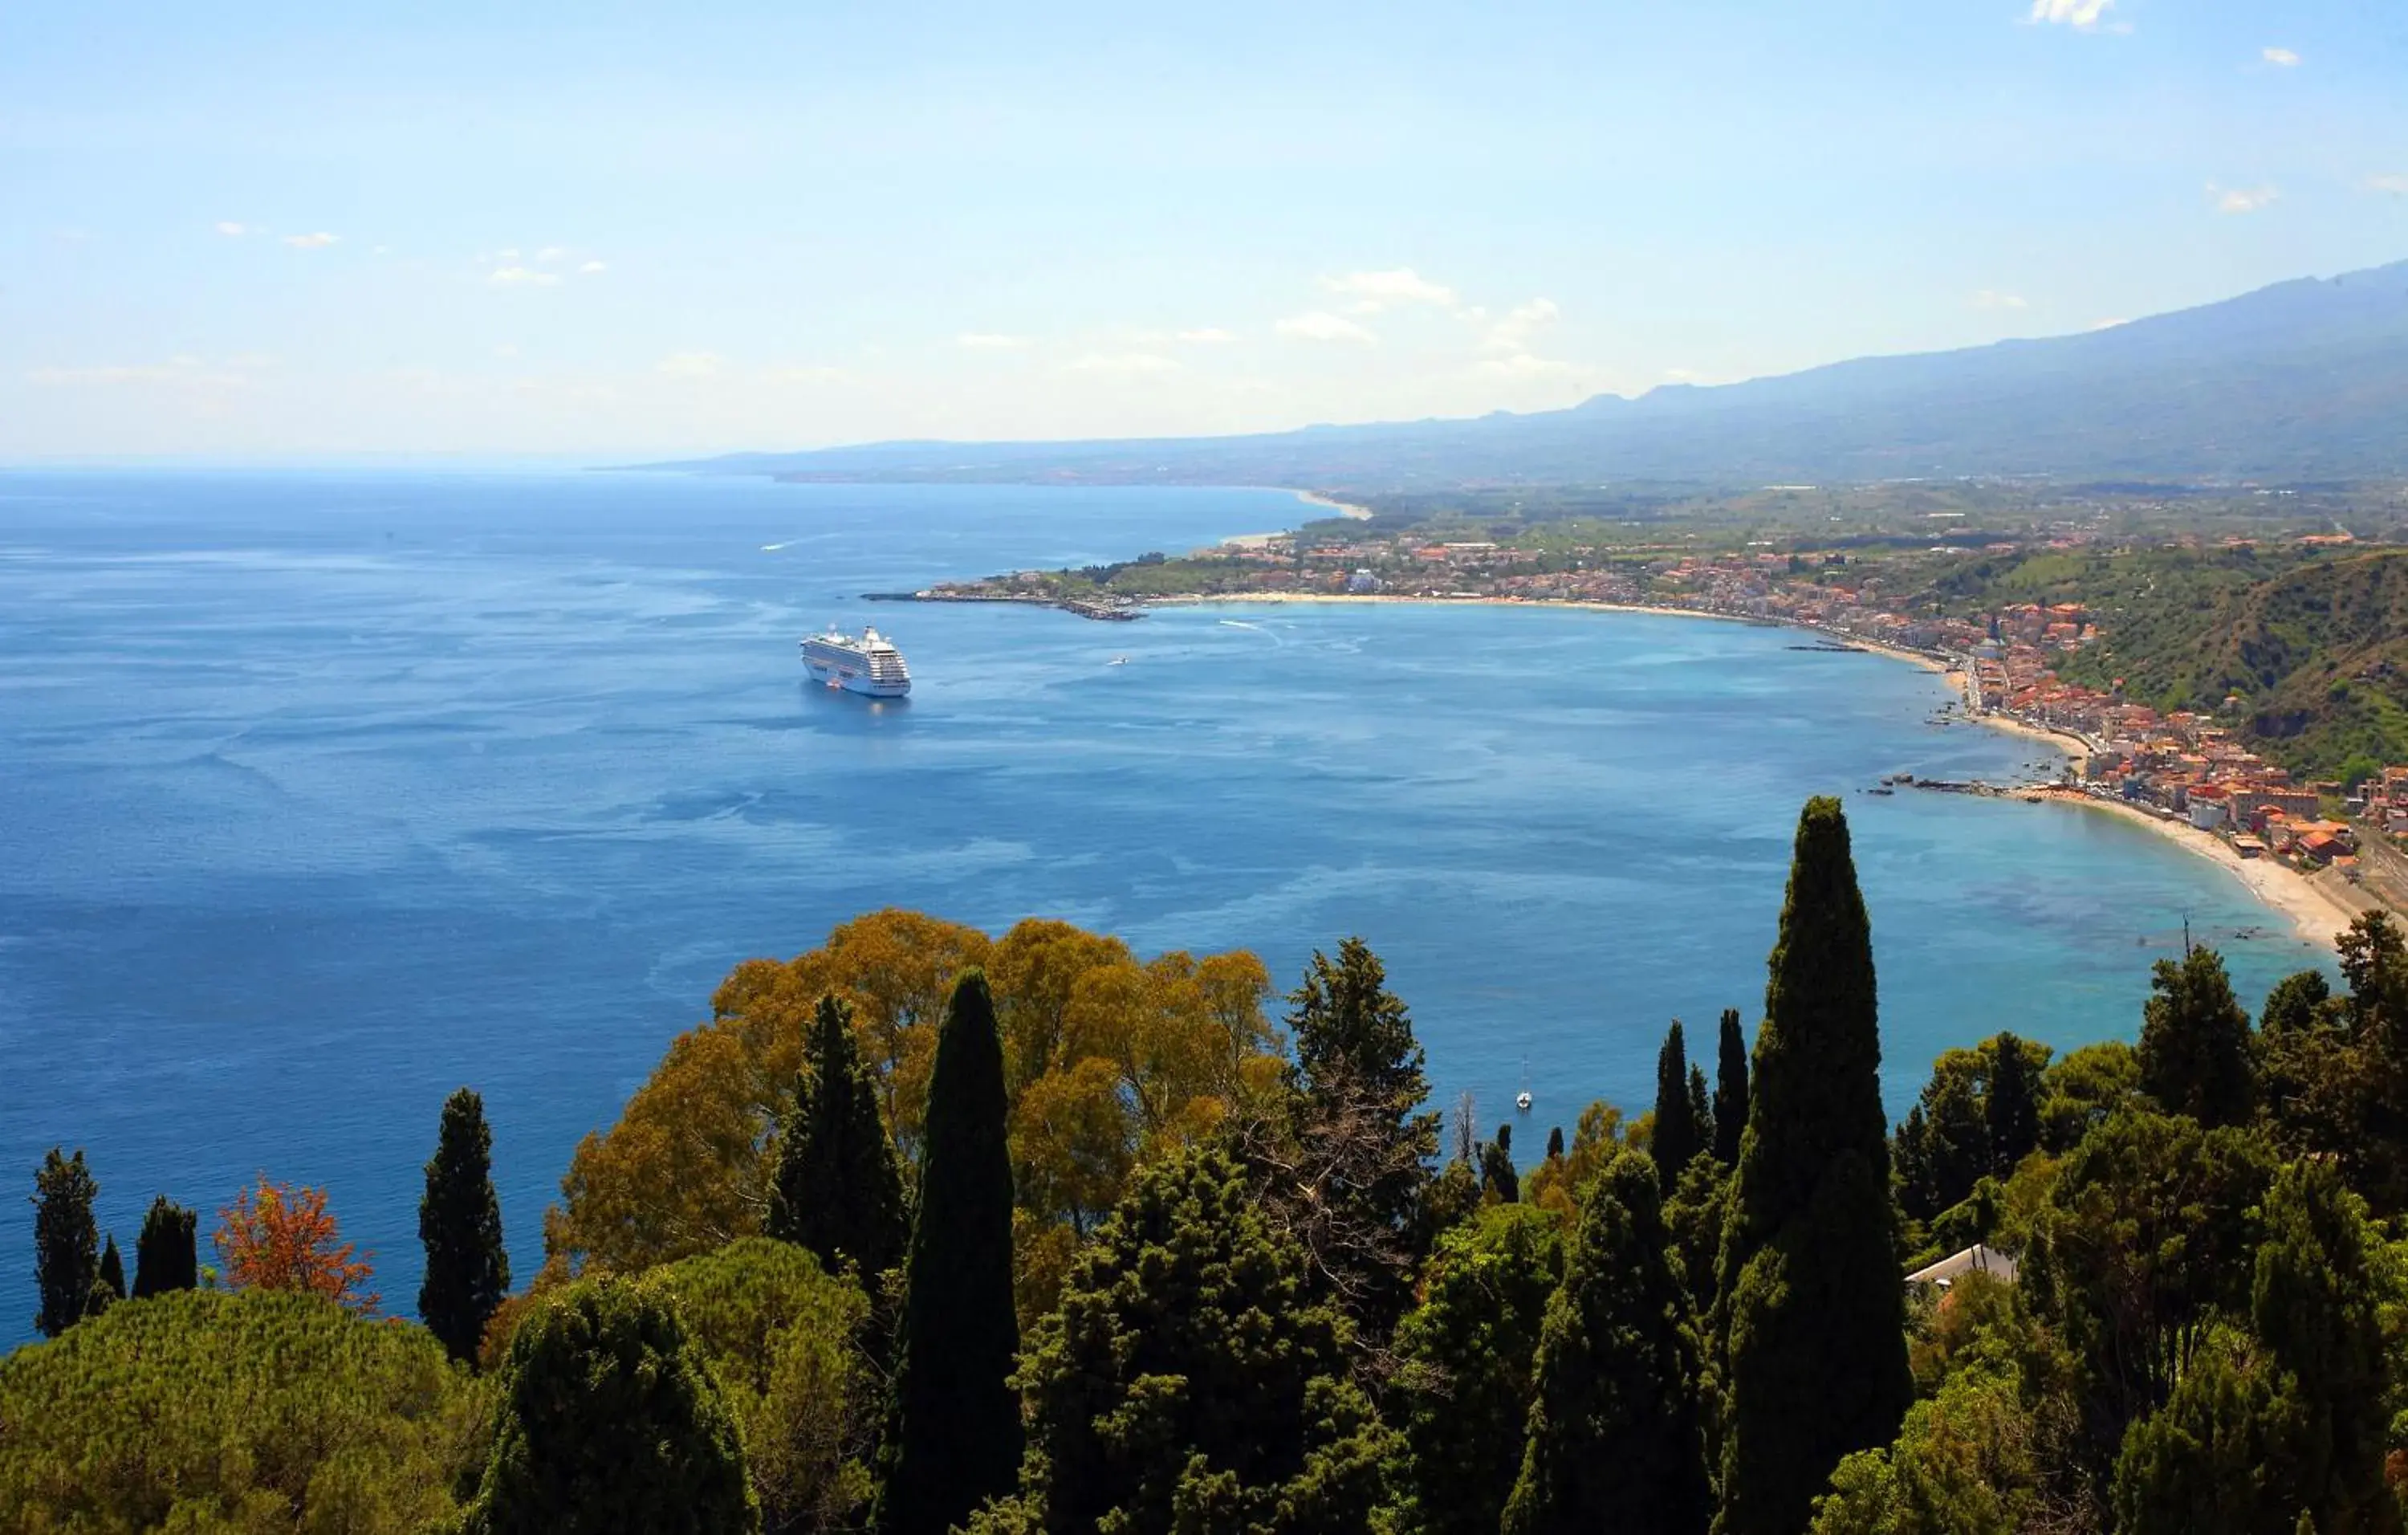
[7,0,2406,462]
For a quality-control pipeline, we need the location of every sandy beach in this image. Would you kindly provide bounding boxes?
[2024,788,2364,949]
[1291,491,1373,521]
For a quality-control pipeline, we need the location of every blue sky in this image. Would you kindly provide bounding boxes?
[3,0,2405,460]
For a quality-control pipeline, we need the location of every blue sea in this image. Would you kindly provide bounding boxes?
[0,470,2331,1340]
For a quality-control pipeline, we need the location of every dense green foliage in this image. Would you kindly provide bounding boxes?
[654,1238,877,1533]
[876,969,1023,1535]
[466,1276,756,1533]
[768,993,909,1281]
[132,1195,197,1299]
[29,1148,99,1339]
[421,1086,511,1363]
[1716,797,1913,1535]
[2138,945,2257,1128]
[1390,1204,1565,1535]
[981,1146,1393,1533]
[0,1289,488,1529]
[1503,1150,1710,1535]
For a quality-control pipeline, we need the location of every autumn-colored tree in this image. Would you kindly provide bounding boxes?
[215,1179,379,1313]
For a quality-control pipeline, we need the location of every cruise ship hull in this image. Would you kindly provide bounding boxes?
[803,655,910,698]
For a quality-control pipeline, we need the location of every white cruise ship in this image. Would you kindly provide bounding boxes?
[800,625,911,698]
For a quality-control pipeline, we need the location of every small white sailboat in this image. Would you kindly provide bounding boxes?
[1515,1055,1532,1113]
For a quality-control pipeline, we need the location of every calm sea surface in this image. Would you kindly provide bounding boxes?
[0,470,2331,1338]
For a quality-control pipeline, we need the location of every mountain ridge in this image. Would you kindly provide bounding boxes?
[645,258,2408,488]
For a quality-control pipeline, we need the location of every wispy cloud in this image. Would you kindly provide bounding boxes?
[1473,353,1580,381]
[2367,174,2408,196]
[489,266,562,287]
[656,351,726,378]
[535,246,568,263]
[2089,317,2130,331]
[1321,268,1456,314]
[1065,352,1179,375]
[2207,182,2280,214]
[956,332,1030,350]
[214,221,249,238]
[761,364,846,385]
[1275,311,1378,344]
[578,259,608,274]
[1175,327,1235,344]
[1483,298,1560,352]
[2027,0,2114,31]
[1971,289,2029,310]
[282,231,340,249]
[2262,46,2301,67]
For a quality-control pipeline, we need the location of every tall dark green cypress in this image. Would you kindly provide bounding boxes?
[768,993,909,1279]
[93,1236,125,1314]
[1984,1032,2041,1176]
[1688,1065,1714,1161]
[1502,1150,1711,1535]
[876,969,1022,1535]
[1713,1009,1749,1165]
[1482,1124,1521,1203]
[1714,798,1910,1535]
[132,1195,198,1298]
[418,1086,511,1364]
[1653,1021,1702,1191]
[31,1147,100,1338]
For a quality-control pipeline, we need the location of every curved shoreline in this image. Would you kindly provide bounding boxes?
[1151,589,2353,950]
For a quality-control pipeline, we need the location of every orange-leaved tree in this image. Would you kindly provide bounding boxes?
[215,1178,379,1313]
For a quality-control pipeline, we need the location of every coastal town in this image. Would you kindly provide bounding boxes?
[907,522,2408,933]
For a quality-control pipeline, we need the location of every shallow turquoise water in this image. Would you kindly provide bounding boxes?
[0,470,2329,1337]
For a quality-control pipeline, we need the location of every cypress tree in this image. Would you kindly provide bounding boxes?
[470,1276,758,1532]
[1688,1065,1714,1161]
[418,1086,510,1365]
[2137,945,2255,1127]
[875,969,1022,1535]
[1713,1008,1749,1165]
[31,1147,100,1338]
[1483,1124,1521,1203]
[1653,1020,1702,1191]
[768,993,908,1279]
[1984,1032,2041,1177]
[1545,1125,1565,1160]
[1714,797,1910,1535]
[1502,1150,1711,1535]
[93,1236,125,1314]
[132,1196,198,1298]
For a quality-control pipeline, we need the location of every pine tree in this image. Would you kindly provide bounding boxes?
[1503,1150,1711,1535]
[1984,1032,2041,1177]
[470,1276,758,1532]
[768,993,908,1279]
[995,1146,1393,1533]
[1654,1020,1702,1191]
[92,1236,125,1315]
[132,1196,198,1299]
[1281,936,1441,1336]
[1714,1009,1749,1165]
[2137,945,2255,1127]
[875,969,1022,1535]
[418,1087,510,1364]
[1714,797,1911,1535]
[31,1147,100,1338]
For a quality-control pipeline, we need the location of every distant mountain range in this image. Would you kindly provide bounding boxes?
[649,259,2408,489]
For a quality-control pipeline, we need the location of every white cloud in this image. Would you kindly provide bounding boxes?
[578,259,608,274]
[1971,289,2029,310]
[2367,174,2408,196]
[761,364,847,385]
[1474,352,1580,381]
[656,351,726,379]
[493,344,521,359]
[282,231,340,249]
[1064,352,1179,376]
[1275,311,1378,345]
[1483,298,1560,352]
[2089,317,2131,331]
[1320,268,1456,312]
[488,266,563,287]
[1175,327,1235,344]
[214,221,248,237]
[2263,46,2301,66]
[2208,182,2280,214]
[957,332,1031,350]
[2028,0,2113,28]
[535,246,568,263]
